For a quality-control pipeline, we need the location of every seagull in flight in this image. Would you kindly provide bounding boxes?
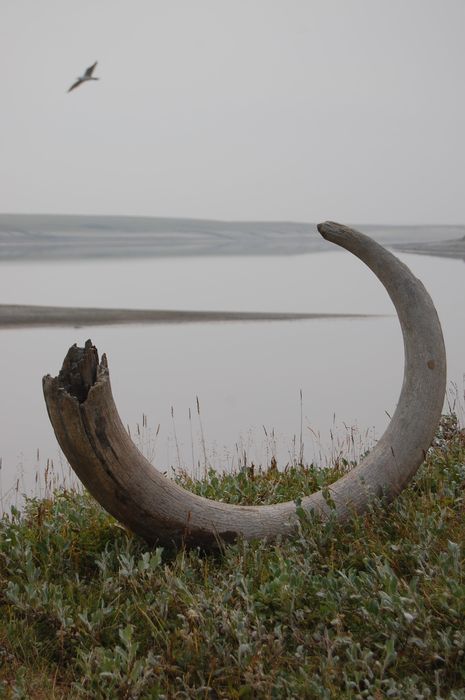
[67,62,99,92]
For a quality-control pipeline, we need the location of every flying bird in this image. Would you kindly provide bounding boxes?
[67,62,99,92]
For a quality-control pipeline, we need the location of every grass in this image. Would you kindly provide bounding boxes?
[0,415,465,699]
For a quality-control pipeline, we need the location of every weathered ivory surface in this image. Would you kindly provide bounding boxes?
[43,222,447,549]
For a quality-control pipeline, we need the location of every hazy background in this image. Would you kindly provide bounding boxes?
[1,0,464,225]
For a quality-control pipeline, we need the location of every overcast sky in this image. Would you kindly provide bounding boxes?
[1,0,464,225]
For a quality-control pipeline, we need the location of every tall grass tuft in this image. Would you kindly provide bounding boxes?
[1,415,465,698]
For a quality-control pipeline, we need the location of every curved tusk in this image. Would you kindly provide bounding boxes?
[42,222,446,549]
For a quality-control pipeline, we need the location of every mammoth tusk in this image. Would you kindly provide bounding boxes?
[42,222,446,549]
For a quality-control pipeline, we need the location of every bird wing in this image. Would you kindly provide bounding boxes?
[67,79,83,92]
[84,61,98,77]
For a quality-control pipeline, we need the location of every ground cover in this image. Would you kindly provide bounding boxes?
[1,415,464,699]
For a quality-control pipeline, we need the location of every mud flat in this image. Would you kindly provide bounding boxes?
[0,304,380,329]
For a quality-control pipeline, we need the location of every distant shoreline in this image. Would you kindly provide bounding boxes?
[0,304,384,329]
[0,214,464,261]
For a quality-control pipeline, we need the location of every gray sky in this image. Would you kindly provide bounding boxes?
[1,0,464,225]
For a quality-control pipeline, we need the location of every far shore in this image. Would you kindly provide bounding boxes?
[1,214,464,261]
[0,304,383,329]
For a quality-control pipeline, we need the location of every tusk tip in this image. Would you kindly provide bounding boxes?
[317,221,357,242]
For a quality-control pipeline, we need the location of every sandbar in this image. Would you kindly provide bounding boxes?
[0,304,381,329]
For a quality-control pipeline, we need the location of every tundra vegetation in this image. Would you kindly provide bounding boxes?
[0,414,465,699]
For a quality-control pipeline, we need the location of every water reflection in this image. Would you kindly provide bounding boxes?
[0,251,463,505]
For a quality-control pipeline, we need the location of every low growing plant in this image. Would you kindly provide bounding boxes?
[0,415,464,698]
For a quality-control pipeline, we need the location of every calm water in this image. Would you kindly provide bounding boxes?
[1,250,464,505]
